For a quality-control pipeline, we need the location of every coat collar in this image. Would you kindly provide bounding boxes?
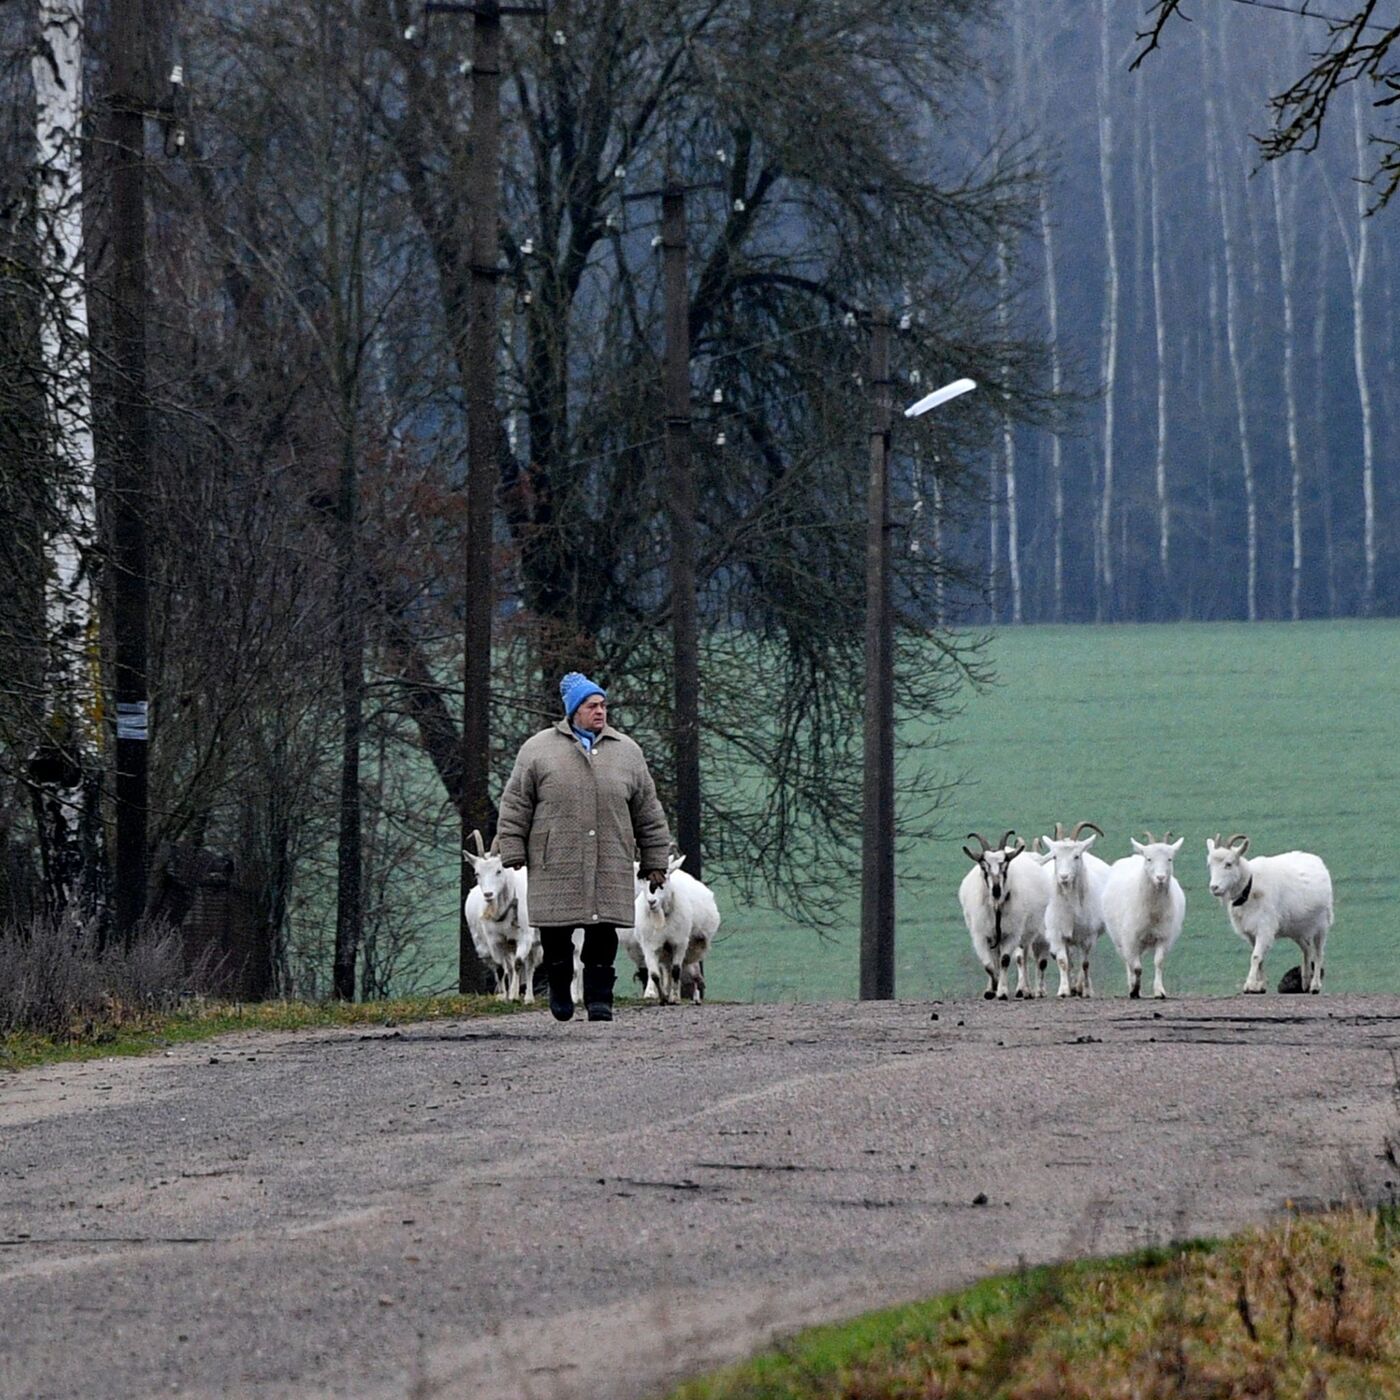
[551,718,620,744]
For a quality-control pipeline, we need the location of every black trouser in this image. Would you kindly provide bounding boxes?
[539,924,618,969]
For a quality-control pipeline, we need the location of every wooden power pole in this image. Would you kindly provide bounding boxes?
[859,310,894,1000]
[108,0,151,944]
[423,1,541,993]
[661,187,701,881]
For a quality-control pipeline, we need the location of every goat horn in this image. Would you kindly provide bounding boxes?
[1053,821,1067,840]
[1071,821,1104,841]
[1007,836,1026,858]
[997,829,1017,850]
[467,829,485,858]
[1164,830,1175,843]
[488,834,500,856]
[965,832,992,853]
[1227,833,1250,854]
[1142,829,1156,845]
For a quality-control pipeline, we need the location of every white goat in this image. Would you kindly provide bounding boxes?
[1206,833,1334,994]
[957,831,1053,1000]
[1102,832,1186,999]
[1036,821,1111,998]
[633,852,720,1004]
[463,835,540,1003]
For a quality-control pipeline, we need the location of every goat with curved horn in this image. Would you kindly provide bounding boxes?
[1072,821,1104,842]
[465,828,486,860]
[963,832,992,862]
[997,829,1017,850]
[1226,833,1250,854]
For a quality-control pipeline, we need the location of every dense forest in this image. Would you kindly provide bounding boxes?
[967,0,1399,624]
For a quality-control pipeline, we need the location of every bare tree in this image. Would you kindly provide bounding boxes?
[1135,0,1400,206]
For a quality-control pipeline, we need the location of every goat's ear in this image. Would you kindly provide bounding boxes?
[669,851,686,872]
[962,845,980,863]
[1079,833,1097,850]
[1130,838,1145,856]
[1169,837,1184,854]
[1205,837,1216,853]
[462,850,481,871]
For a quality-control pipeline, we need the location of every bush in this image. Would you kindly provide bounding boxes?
[0,911,201,1038]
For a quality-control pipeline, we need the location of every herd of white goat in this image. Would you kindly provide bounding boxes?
[960,824,1335,1000]
[463,822,1336,1007]
[463,833,721,1009]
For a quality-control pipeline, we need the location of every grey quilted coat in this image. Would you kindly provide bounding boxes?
[495,720,672,928]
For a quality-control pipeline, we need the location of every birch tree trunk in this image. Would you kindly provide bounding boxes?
[1148,110,1171,598]
[1096,0,1120,620]
[1349,86,1376,616]
[1204,42,1258,621]
[31,0,106,920]
[1269,157,1304,620]
[1313,227,1339,617]
[1038,182,1066,622]
[997,235,1023,624]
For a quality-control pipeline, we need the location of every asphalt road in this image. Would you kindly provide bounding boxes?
[3,995,1399,1400]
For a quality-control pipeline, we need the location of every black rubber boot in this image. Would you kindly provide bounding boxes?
[545,958,575,1021]
[583,963,615,1022]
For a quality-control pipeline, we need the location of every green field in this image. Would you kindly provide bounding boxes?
[412,620,1398,1002]
[706,619,1399,1002]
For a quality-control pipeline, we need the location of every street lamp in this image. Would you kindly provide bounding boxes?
[859,319,975,1001]
[904,377,976,420]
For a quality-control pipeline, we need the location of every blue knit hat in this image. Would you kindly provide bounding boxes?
[560,671,606,719]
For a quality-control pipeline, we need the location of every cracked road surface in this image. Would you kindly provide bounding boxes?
[3,996,1399,1399]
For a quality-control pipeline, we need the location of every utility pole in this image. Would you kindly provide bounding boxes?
[422,1,542,993]
[107,0,151,944]
[661,187,701,880]
[859,310,894,1000]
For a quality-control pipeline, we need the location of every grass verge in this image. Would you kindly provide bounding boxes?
[668,1204,1400,1399]
[0,993,532,1072]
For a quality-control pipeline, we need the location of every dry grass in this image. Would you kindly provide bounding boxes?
[0,988,530,1071]
[671,1207,1400,1400]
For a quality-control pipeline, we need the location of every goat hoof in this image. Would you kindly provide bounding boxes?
[983,989,996,1001]
[1129,987,1140,999]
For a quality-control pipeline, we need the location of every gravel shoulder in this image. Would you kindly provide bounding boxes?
[3,995,1399,1400]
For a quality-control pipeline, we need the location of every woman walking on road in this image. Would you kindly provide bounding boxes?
[496,672,671,1021]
